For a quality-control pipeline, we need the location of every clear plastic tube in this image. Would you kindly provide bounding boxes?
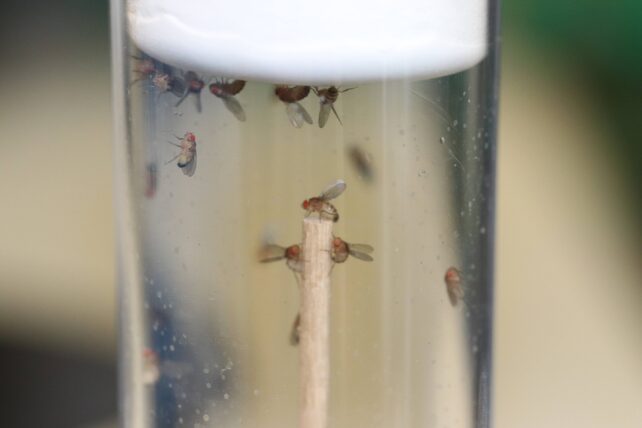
[112,1,499,426]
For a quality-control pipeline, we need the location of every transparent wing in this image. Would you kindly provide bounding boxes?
[174,89,190,107]
[348,249,374,262]
[320,179,347,200]
[289,312,301,346]
[447,288,458,306]
[299,103,313,124]
[258,244,287,263]
[348,243,374,253]
[446,281,464,307]
[330,103,343,125]
[170,77,187,98]
[194,92,202,113]
[318,103,331,128]
[286,103,306,128]
[181,152,197,177]
[222,95,247,122]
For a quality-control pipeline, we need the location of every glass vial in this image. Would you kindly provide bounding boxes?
[111,1,499,426]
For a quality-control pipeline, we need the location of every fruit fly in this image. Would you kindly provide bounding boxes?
[209,79,247,122]
[131,56,156,86]
[142,348,161,385]
[347,144,374,182]
[151,72,172,92]
[258,243,305,346]
[175,71,205,112]
[167,132,197,177]
[275,85,313,128]
[142,347,193,384]
[290,312,301,346]
[258,243,303,274]
[312,86,355,128]
[150,71,186,99]
[144,162,158,199]
[331,236,374,263]
[444,266,464,306]
[301,179,347,222]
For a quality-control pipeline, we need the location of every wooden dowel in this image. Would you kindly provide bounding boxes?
[299,217,333,428]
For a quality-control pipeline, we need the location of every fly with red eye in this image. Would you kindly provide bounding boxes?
[175,71,205,112]
[331,237,374,264]
[166,132,198,177]
[444,266,464,306]
[301,179,347,222]
[258,243,303,274]
[209,79,247,122]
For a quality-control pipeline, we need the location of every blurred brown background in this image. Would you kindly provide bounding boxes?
[0,0,640,427]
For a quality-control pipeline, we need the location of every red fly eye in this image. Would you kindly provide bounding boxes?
[445,268,459,282]
[291,246,300,256]
[185,132,196,142]
[302,200,309,209]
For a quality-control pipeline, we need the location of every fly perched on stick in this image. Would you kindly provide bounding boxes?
[301,179,346,222]
[258,243,303,274]
[330,237,374,264]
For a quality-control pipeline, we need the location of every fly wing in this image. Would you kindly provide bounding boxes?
[320,179,347,200]
[299,103,313,124]
[318,103,332,128]
[286,102,305,128]
[170,77,187,98]
[194,91,202,113]
[181,151,197,177]
[330,103,343,125]
[258,244,287,263]
[286,102,313,127]
[174,89,190,107]
[347,243,374,253]
[348,249,374,262]
[446,282,464,306]
[289,312,301,346]
[222,95,247,122]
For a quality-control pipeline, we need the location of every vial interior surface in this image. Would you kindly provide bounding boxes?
[123,51,495,428]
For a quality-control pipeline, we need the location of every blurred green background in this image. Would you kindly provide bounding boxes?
[0,1,640,427]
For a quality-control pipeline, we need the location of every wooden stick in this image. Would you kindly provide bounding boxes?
[299,217,333,428]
